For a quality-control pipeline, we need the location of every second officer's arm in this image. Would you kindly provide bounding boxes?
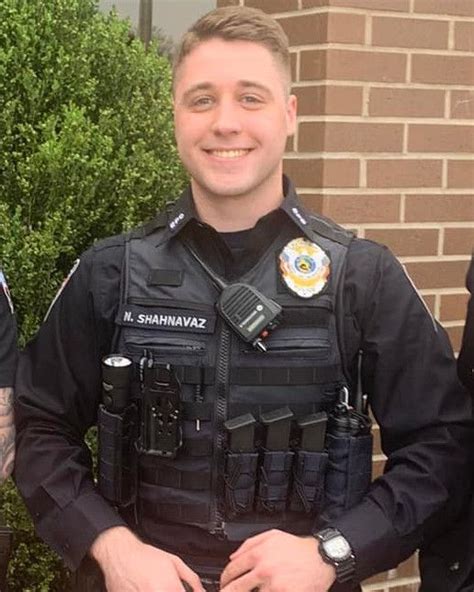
[0,387,14,483]
[14,242,127,569]
[0,281,17,483]
[458,256,474,394]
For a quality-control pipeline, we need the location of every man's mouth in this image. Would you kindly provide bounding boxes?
[207,149,251,159]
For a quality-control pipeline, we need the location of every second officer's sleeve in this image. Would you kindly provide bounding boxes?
[0,268,17,387]
[14,241,127,569]
[329,241,474,581]
[458,256,474,393]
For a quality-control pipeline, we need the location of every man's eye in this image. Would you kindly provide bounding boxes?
[191,96,214,109]
[241,95,263,107]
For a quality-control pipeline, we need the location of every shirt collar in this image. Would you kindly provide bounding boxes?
[166,185,196,234]
[166,176,315,239]
[279,176,315,238]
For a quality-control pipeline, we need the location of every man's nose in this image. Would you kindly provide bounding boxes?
[211,101,242,135]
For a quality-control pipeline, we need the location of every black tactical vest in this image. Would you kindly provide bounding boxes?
[114,212,352,547]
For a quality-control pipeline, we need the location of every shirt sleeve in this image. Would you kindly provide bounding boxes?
[14,241,127,569]
[0,269,17,387]
[458,256,474,393]
[330,241,474,581]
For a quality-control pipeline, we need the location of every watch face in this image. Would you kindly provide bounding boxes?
[324,535,351,560]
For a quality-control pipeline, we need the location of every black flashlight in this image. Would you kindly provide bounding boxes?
[101,354,133,414]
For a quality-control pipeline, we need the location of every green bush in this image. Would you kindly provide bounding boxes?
[0,0,187,589]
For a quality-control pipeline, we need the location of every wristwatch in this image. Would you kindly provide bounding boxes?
[315,527,356,583]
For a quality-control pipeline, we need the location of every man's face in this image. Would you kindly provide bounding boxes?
[173,39,296,204]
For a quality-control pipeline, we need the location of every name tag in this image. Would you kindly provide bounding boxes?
[116,305,215,334]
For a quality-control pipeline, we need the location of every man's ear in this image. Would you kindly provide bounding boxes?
[286,93,297,137]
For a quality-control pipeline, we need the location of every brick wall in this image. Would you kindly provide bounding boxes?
[216,0,474,590]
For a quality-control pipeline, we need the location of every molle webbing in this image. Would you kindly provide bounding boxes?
[131,364,342,389]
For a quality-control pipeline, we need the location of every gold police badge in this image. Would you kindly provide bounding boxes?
[279,238,330,298]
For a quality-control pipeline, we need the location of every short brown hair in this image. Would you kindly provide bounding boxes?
[173,6,291,90]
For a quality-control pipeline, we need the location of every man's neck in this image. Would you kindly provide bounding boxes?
[190,179,284,232]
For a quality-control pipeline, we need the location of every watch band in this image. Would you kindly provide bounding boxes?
[333,554,356,584]
[315,527,356,584]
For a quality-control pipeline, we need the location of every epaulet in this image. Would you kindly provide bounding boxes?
[127,211,169,239]
[92,233,127,252]
[308,213,354,247]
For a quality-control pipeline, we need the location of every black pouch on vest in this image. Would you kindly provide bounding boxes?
[98,403,137,506]
[289,450,328,514]
[224,451,259,518]
[324,430,372,518]
[322,403,373,518]
[256,450,294,513]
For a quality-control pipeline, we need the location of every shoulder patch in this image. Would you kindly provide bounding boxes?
[44,259,81,322]
[0,269,14,314]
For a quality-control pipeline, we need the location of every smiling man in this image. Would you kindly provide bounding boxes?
[14,6,473,592]
[173,36,296,231]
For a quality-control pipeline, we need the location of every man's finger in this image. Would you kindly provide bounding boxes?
[221,551,258,588]
[172,556,205,592]
[220,568,262,592]
[229,529,275,560]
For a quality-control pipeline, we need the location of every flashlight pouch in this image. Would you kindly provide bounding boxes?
[323,432,373,519]
[224,451,259,518]
[98,403,138,506]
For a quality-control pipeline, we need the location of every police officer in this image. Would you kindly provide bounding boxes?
[14,7,473,592]
[418,255,474,592]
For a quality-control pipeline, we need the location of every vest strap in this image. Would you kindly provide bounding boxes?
[128,212,168,238]
[308,215,354,247]
[139,498,209,524]
[228,402,324,418]
[140,465,211,490]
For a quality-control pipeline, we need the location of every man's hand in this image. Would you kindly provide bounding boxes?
[0,387,14,483]
[90,526,205,592]
[220,529,336,592]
